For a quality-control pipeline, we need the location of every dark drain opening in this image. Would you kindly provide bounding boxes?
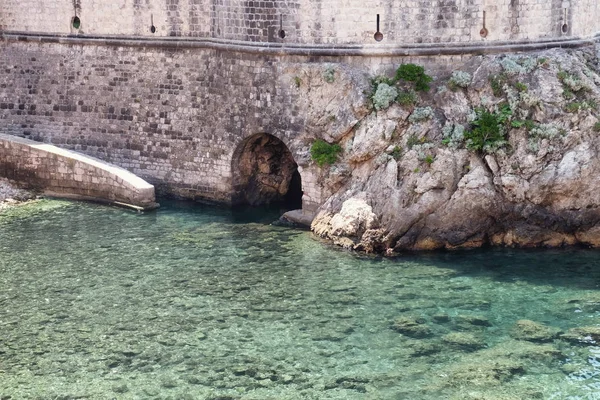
[72,16,81,30]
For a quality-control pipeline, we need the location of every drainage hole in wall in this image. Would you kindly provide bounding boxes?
[150,25,156,33]
[72,16,81,30]
[562,23,569,33]
[278,29,286,39]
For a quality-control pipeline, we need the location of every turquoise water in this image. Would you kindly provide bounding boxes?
[2,200,600,399]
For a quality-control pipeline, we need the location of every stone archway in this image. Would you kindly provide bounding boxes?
[232,133,303,208]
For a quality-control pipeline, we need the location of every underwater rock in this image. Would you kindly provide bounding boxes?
[409,341,443,357]
[432,314,450,323]
[391,316,432,338]
[510,320,560,342]
[561,326,600,344]
[442,332,486,351]
[455,315,492,328]
[443,358,525,387]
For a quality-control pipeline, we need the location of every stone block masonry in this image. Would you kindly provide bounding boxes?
[0,0,599,213]
[0,133,157,210]
[1,0,599,45]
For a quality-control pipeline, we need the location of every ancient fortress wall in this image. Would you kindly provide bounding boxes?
[1,1,599,210]
[1,0,600,45]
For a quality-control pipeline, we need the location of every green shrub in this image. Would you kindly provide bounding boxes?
[565,102,587,113]
[489,74,507,97]
[390,145,403,160]
[323,67,335,83]
[527,123,565,152]
[372,83,399,111]
[514,82,528,92]
[511,119,536,130]
[406,134,421,149]
[500,56,537,75]
[310,140,342,166]
[563,89,575,100]
[464,107,510,153]
[408,106,433,123]
[424,155,435,165]
[294,76,302,88]
[594,122,600,132]
[448,71,472,90]
[395,64,433,92]
[558,70,589,92]
[441,123,466,148]
[397,90,417,106]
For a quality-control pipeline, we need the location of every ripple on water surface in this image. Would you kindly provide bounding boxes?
[2,199,600,399]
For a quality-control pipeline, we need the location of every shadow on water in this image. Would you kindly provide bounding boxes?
[157,197,288,225]
[385,246,600,291]
[157,198,600,291]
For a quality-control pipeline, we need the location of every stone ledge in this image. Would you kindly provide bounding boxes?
[1,31,599,56]
[0,133,158,210]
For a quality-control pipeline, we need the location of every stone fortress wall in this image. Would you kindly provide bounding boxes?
[1,0,600,45]
[1,1,600,212]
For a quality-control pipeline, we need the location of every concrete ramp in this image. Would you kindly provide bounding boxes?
[0,134,158,210]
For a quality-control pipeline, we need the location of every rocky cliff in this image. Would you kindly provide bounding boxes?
[310,46,600,254]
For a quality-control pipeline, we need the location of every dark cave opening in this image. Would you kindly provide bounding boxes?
[232,133,303,210]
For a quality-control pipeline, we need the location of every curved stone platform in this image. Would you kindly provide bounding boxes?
[0,134,158,210]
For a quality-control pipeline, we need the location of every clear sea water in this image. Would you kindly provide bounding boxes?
[2,199,600,399]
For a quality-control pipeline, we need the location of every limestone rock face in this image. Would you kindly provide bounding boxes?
[312,47,600,253]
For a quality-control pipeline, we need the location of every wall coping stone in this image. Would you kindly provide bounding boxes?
[2,31,599,56]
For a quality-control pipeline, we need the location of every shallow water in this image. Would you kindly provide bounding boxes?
[2,200,600,399]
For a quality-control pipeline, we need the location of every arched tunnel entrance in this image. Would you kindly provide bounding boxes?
[232,133,303,209]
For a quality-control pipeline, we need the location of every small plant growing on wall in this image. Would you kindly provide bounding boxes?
[323,67,336,83]
[310,139,342,166]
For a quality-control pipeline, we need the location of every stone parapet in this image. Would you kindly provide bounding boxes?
[1,31,599,56]
[0,134,158,210]
[1,0,599,46]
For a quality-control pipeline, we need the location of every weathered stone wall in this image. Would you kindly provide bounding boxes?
[1,33,489,211]
[1,0,599,213]
[1,0,599,45]
[0,133,157,209]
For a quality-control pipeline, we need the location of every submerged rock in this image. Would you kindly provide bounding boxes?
[0,177,36,211]
[561,326,600,344]
[391,316,432,338]
[444,358,525,387]
[442,332,486,351]
[510,319,560,342]
[455,315,493,328]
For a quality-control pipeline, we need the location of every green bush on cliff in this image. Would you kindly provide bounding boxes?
[464,106,510,153]
[311,139,342,166]
[368,64,432,111]
[373,83,398,111]
[395,64,433,92]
